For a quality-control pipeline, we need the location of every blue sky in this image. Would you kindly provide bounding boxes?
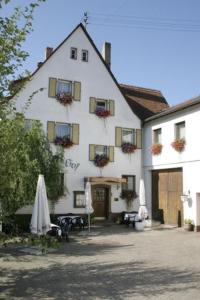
[2,0,200,105]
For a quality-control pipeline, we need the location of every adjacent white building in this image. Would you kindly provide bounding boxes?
[143,97,200,231]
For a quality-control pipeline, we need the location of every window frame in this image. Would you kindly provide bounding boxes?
[70,47,77,60]
[122,128,135,144]
[175,121,185,140]
[56,79,72,96]
[153,128,162,144]
[55,122,72,139]
[95,145,109,157]
[74,191,85,208]
[81,49,88,62]
[121,175,136,192]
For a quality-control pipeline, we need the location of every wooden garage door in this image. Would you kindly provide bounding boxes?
[152,169,183,226]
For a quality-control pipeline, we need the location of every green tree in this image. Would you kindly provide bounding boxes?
[0,0,45,111]
[0,116,64,221]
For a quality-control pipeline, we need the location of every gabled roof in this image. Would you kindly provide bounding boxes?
[120,84,169,120]
[15,23,168,121]
[145,94,200,122]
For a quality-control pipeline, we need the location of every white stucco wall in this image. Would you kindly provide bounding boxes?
[15,26,142,215]
[143,105,200,226]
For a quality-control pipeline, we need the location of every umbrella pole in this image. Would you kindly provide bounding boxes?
[88,213,90,233]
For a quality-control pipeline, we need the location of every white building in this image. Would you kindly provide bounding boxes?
[16,23,166,220]
[143,96,200,231]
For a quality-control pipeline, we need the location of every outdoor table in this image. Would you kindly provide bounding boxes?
[57,215,84,229]
[124,212,139,227]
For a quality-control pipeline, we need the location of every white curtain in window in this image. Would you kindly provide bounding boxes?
[57,81,71,94]
[122,129,134,143]
[95,145,107,156]
[56,124,70,138]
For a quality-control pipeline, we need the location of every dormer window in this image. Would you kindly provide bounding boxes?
[82,50,88,62]
[70,47,77,60]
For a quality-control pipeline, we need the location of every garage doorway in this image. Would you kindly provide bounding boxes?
[152,168,183,226]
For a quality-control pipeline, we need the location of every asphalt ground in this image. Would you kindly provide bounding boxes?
[0,224,200,300]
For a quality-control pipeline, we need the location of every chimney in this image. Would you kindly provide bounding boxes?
[45,47,53,60]
[102,42,111,68]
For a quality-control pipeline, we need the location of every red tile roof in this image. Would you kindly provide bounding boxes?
[120,84,169,120]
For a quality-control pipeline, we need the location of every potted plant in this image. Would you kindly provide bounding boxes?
[171,138,185,152]
[56,92,73,105]
[184,219,194,231]
[151,143,162,155]
[94,154,109,168]
[121,143,137,154]
[95,108,110,118]
[54,136,73,148]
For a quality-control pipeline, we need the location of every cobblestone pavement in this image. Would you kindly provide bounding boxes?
[0,225,200,300]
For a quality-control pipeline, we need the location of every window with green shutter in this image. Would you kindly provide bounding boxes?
[48,77,81,101]
[89,144,114,162]
[115,127,142,149]
[89,97,115,116]
[47,121,79,145]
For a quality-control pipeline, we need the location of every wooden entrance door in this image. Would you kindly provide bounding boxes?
[92,186,109,218]
[152,169,183,226]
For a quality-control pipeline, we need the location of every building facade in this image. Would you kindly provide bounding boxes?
[15,24,144,219]
[143,97,200,230]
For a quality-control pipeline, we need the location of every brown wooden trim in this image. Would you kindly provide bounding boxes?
[73,191,85,208]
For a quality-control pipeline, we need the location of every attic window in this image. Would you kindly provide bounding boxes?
[70,47,77,60]
[82,50,88,62]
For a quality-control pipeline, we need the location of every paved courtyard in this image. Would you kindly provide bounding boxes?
[0,225,200,300]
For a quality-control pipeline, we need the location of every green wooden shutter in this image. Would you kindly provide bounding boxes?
[109,100,115,116]
[89,97,96,113]
[72,124,79,145]
[109,146,114,162]
[47,121,55,142]
[115,127,122,147]
[48,78,57,98]
[136,129,142,149]
[73,81,81,101]
[89,144,95,161]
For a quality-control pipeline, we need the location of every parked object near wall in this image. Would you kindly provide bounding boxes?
[184,219,194,231]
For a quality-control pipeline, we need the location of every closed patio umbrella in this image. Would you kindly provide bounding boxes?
[138,178,148,220]
[85,181,94,232]
[30,175,51,235]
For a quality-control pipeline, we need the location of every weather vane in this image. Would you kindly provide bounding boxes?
[83,12,89,29]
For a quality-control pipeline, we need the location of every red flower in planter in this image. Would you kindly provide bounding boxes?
[56,93,73,105]
[171,138,185,152]
[94,154,109,168]
[151,143,163,155]
[121,143,137,153]
[95,108,110,118]
[54,136,73,148]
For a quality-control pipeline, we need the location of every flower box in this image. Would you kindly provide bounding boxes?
[120,190,137,201]
[151,143,162,155]
[171,138,185,152]
[54,136,73,148]
[121,143,137,153]
[56,93,73,105]
[95,108,110,118]
[94,154,109,168]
